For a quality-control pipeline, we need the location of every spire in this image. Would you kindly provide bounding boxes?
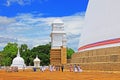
[36,55,38,58]
[17,47,20,57]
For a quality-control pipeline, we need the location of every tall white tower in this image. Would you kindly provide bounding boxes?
[51,19,67,49]
[50,19,67,65]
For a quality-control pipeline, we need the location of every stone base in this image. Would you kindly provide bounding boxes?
[50,47,67,65]
[71,46,120,71]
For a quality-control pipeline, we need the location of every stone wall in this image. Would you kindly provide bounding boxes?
[50,47,67,65]
[71,46,120,71]
[50,49,61,65]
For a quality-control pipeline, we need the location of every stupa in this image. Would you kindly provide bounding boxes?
[11,48,26,69]
[78,0,120,52]
[71,0,120,71]
[33,55,40,68]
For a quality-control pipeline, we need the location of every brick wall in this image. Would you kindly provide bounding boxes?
[70,46,120,71]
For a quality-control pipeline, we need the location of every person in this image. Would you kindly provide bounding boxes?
[61,64,64,72]
[41,66,45,72]
[33,67,36,72]
[77,64,82,72]
[52,64,55,71]
[73,64,77,72]
[22,65,25,71]
[49,64,53,72]
[69,64,73,72]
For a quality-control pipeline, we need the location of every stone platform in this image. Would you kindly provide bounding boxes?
[71,46,120,71]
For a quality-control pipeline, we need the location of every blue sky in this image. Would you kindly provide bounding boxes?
[0,0,88,51]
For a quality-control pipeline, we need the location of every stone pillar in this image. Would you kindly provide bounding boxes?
[61,47,67,64]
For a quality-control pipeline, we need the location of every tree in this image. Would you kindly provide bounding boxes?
[30,43,51,65]
[19,44,31,66]
[0,42,75,66]
[21,49,31,66]
[67,48,75,59]
[0,52,3,65]
[20,44,28,53]
[31,43,51,55]
[1,43,18,66]
[38,53,50,66]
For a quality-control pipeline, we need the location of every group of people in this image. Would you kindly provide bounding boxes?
[33,64,65,72]
[69,64,82,72]
[49,64,64,72]
[38,64,82,73]
[48,64,64,72]
[3,64,82,73]
[6,66,18,72]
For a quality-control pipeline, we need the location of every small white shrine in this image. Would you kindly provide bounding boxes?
[11,48,26,69]
[33,55,40,68]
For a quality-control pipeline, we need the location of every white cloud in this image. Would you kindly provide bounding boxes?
[0,16,16,31]
[0,12,85,51]
[17,37,50,49]
[5,0,31,6]
[5,0,47,6]
[62,15,84,35]
[0,16,16,25]
[0,37,17,43]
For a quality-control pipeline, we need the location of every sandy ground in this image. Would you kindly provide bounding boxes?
[0,69,120,80]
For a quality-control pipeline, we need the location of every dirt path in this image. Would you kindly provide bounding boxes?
[0,69,120,80]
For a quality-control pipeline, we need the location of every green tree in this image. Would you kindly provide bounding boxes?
[1,42,75,66]
[21,49,31,66]
[19,44,31,66]
[20,44,28,53]
[1,43,18,66]
[30,43,51,65]
[38,53,50,66]
[67,48,75,59]
[0,52,3,65]
[31,43,51,55]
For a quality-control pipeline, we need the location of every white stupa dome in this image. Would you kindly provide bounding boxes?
[52,19,63,24]
[11,48,25,69]
[78,0,120,52]
[34,55,40,62]
[12,57,24,65]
